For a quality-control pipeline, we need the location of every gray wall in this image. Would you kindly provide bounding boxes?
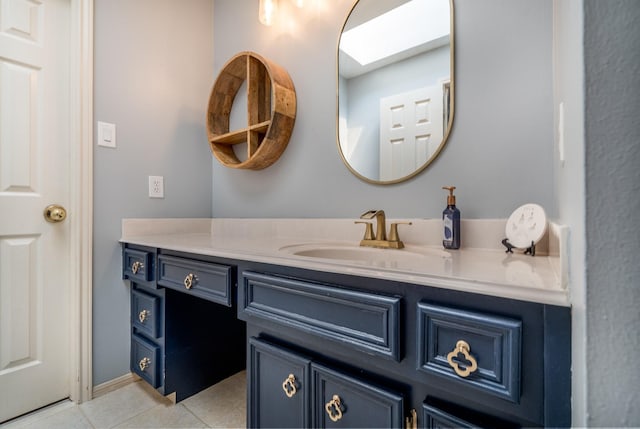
[211,0,556,219]
[93,0,214,385]
[584,0,640,425]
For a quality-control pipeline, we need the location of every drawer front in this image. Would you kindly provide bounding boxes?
[131,334,162,388]
[422,402,520,429]
[249,337,311,428]
[131,289,161,339]
[158,255,233,306]
[417,303,522,403]
[311,362,404,428]
[242,271,401,361]
[123,248,152,282]
[422,404,477,429]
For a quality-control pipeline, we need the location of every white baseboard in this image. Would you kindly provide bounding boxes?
[92,372,139,399]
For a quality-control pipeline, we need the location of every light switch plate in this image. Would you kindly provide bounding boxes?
[97,121,116,148]
[149,176,164,198]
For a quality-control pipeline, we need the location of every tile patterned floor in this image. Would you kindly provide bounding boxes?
[1,371,246,429]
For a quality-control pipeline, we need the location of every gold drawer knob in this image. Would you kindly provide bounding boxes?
[183,273,196,289]
[131,261,143,275]
[446,340,478,378]
[282,374,297,398]
[138,357,151,371]
[325,394,343,422]
[138,309,150,323]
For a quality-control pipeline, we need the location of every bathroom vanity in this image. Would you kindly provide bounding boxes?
[121,218,571,428]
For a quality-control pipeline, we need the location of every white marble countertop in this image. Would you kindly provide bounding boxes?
[120,218,570,307]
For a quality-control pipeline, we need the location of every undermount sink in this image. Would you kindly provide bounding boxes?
[278,242,450,268]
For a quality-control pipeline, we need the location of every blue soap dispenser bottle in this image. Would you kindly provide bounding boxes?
[442,186,460,249]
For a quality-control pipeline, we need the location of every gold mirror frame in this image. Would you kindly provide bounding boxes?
[336,0,455,184]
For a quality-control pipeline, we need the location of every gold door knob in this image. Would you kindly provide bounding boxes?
[446,340,478,378]
[282,374,297,398]
[325,395,343,422]
[184,273,196,290]
[43,204,67,223]
[138,309,150,323]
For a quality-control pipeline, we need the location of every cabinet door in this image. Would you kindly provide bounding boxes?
[311,363,404,428]
[249,338,312,428]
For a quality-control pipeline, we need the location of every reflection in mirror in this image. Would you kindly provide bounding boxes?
[337,0,454,184]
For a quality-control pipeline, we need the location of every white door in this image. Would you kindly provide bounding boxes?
[0,0,72,422]
[379,85,444,181]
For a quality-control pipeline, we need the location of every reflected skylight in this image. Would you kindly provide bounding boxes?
[340,0,450,66]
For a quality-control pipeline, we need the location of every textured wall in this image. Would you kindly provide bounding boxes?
[211,0,556,220]
[584,0,640,425]
[93,0,214,385]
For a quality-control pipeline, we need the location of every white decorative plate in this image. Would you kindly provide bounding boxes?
[505,204,548,249]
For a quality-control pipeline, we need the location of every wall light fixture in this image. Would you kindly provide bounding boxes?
[259,0,278,26]
[259,0,308,26]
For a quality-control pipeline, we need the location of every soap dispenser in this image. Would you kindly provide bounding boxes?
[442,186,460,249]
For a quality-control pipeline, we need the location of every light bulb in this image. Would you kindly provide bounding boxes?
[259,0,278,26]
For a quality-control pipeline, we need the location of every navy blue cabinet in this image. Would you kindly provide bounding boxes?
[122,245,246,402]
[239,264,571,428]
[249,337,405,428]
[122,243,571,427]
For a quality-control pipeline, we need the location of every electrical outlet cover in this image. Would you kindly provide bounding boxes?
[148,176,164,198]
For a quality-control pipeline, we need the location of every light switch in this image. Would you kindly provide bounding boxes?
[97,121,116,148]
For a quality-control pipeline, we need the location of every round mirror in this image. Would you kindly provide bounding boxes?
[337,0,454,184]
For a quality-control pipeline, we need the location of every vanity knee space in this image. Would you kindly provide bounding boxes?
[122,245,246,402]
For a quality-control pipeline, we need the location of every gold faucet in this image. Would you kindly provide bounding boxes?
[357,210,411,249]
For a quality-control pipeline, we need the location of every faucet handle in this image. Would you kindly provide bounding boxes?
[355,221,375,240]
[389,222,412,242]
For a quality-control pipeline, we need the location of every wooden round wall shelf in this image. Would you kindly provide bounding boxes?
[206,51,297,170]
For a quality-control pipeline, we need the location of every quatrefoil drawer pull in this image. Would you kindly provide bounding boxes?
[446,340,478,378]
[325,395,343,422]
[131,261,143,275]
[282,374,297,398]
[183,273,196,290]
[138,357,151,371]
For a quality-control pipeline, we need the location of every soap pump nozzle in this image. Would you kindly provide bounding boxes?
[443,186,456,206]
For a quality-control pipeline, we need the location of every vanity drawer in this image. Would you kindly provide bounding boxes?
[422,402,519,429]
[131,334,162,389]
[242,271,401,361]
[123,248,153,282]
[157,255,234,306]
[131,289,161,339]
[417,303,522,403]
[311,362,404,428]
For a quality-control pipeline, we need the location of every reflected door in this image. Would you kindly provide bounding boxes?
[0,0,71,422]
[379,85,444,181]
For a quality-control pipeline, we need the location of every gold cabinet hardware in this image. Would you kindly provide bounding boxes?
[138,309,150,323]
[282,374,297,398]
[138,357,151,371]
[405,408,417,429]
[131,261,143,275]
[43,204,67,223]
[446,340,478,378]
[183,273,196,290]
[325,394,343,422]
